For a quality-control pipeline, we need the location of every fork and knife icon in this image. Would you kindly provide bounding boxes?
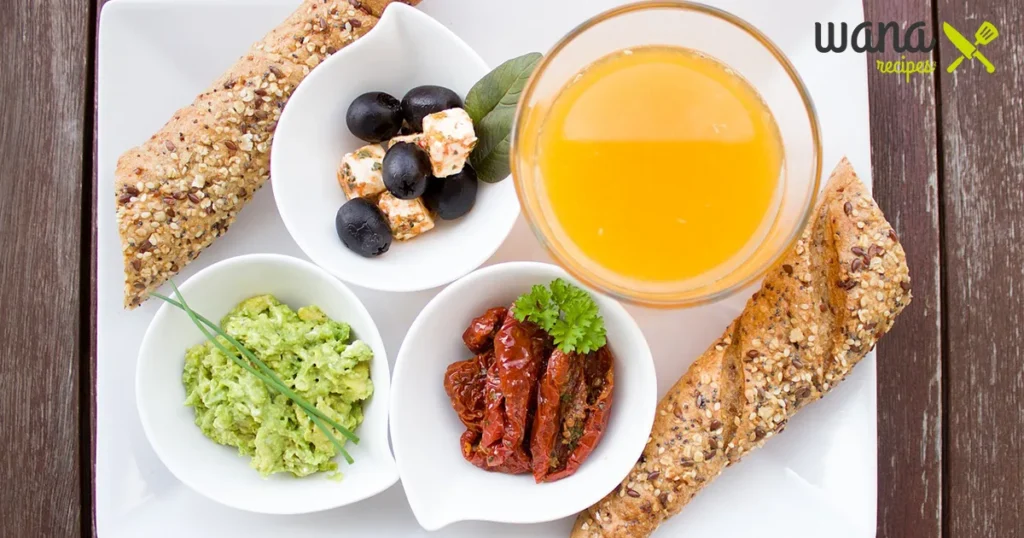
[945,21,999,74]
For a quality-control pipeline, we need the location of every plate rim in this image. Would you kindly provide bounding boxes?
[95,0,876,536]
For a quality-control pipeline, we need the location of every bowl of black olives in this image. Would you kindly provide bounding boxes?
[271,5,520,293]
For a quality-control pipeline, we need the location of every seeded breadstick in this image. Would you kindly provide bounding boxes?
[115,0,417,308]
[359,0,417,17]
[572,158,912,537]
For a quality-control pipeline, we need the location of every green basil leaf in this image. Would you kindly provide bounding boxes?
[470,113,514,183]
[465,52,542,183]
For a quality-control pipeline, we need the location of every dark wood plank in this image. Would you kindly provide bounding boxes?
[89,2,112,537]
[862,1,944,537]
[0,0,91,536]
[87,2,108,537]
[937,0,1024,536]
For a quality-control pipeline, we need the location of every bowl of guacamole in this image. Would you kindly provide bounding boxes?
[137,254,397,514]
[183,294,374,478]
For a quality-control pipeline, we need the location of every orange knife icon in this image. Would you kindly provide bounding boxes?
[945,22,997,73]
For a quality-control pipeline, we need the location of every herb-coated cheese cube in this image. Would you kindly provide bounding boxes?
[376,191,435,241]
[386,133,424,150]
[422,108,477,178]
[337,144,386,199]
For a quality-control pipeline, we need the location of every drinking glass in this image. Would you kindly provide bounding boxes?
[511,1,822,307]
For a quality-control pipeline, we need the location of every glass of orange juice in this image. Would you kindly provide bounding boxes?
[512,1,822,307]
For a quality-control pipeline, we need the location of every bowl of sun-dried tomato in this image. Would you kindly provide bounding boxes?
[390,261,657,530]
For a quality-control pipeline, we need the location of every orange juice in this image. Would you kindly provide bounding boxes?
[538,46,783,284]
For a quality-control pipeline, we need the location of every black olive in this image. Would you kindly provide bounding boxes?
[401,85,463,131]
[335,198,392,257]
[346,91,403,143]
[382,142,431,199]
[422,164,478,220]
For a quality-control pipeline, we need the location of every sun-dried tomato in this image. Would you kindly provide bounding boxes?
[462,307,508,354]
[460,351,527,472]
[445,307,612,481]
[480,356,505,448]
[530,348,583,481]
[459,430,532,475]
[530,346,614,482]
[494,310,550,450]
[443,350,493,431]
[454,356,530,473]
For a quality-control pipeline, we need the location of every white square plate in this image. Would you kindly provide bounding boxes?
[96,0,874,536]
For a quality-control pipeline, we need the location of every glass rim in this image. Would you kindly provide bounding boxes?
[509,0,823,308]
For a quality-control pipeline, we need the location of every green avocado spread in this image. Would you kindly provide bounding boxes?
[183,295,374,478]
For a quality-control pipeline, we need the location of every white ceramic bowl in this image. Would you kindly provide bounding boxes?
[390,262,658,530]
[135,254,395,514]
[272,4,520,292]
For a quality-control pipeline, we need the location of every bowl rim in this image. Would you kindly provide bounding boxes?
[509,0,823,308]
[269,3,521,293]
[389,261,658,529]
[134,252,396,515]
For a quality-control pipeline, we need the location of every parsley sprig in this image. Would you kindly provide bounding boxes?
[513,278,607,354]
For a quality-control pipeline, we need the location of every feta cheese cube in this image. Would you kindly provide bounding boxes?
[386,133,424,150]
[337,144,385,199]
[376,191,435,241]
[421,108,477,177]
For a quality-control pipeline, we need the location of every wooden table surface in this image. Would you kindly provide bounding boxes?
[0,0,1020,536]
